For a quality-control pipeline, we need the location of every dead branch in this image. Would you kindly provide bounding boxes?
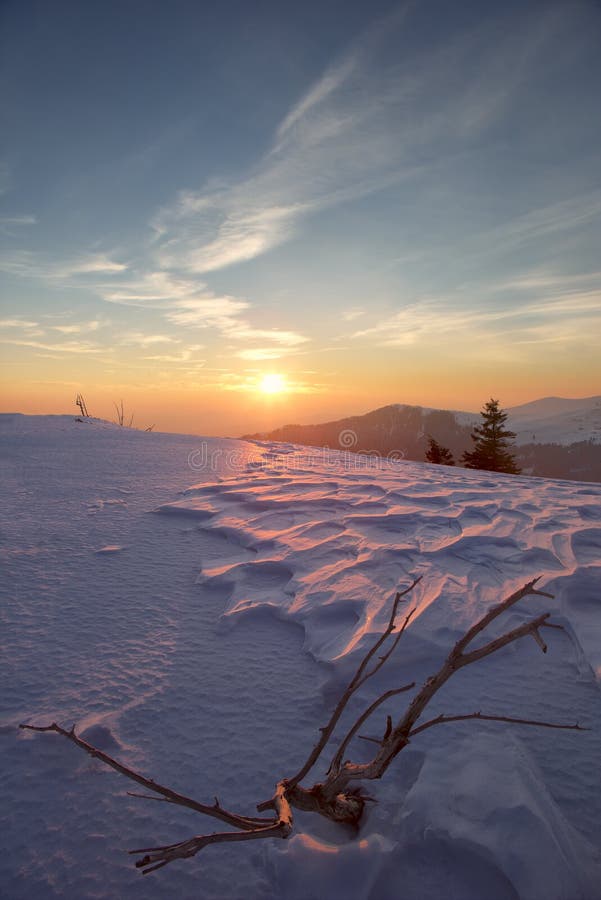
[20,574,587,873]
[130,781,293,874]
[75,393,90,417]
[18,722,272,831]
[114,400,124,427]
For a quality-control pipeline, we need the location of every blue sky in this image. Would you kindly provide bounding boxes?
[1,0,600,434]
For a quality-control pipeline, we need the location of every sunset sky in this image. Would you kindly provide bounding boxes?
[1,0,600,436]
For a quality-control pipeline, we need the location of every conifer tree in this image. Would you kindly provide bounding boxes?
[425,436,455,466]
[462,398,520,474]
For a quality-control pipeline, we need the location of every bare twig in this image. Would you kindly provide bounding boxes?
[114,400,124,427]
[408,711,587,737]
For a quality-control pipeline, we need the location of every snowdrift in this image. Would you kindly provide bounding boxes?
[1,415,600,899]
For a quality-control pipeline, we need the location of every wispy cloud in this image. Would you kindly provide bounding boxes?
[0,338,102,354]
[223,325,307,346]
[164,296,249,328]
[54,254,127,276]
[150,4,570,277]
[100,272,249,326]
[494,269,601,292]
[467,193,601,261]
[156,202,307,273]
[0,250,126,279]
[351,286,601,350]
[1,249,310,354]
[0,214,37,236]
[0,250,37,276]
[236,348,289,361]
[0,317,39,328]
[143,350,196,363]
[342,308,366,322]
[100,271,309,346]
[119,331,181,346]
[49,320,102,334]
[275,55,359,142]
[99,271,196,305]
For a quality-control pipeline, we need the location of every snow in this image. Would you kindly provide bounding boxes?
[1,414,600,899]
[506,396,601,446]
[457,396,601,446]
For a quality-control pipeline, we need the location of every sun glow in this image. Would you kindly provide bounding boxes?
[258,373,287,394]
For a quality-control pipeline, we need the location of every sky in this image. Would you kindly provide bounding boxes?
[1,0,600,436]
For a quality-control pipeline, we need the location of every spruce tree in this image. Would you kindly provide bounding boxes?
[425,436,455,466]
[462,398,521,474]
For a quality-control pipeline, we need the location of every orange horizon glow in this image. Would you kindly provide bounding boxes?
[2,365,599,439]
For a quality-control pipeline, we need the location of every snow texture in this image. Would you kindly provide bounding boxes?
[1,414,600,899]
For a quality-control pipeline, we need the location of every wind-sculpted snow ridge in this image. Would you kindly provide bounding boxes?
[160,441,601,676]
[3,419,601,900]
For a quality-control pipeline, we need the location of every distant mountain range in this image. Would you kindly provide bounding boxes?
[242,396,601,482]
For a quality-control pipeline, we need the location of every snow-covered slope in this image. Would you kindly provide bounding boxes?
[2,415,601,900]
[432,395,601,445]
[506,396,601,445]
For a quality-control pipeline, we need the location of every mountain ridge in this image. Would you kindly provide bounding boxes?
[242,396,601,482]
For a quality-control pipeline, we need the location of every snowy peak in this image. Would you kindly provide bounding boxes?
[507,396,601,418]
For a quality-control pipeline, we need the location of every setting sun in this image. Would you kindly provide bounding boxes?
[258,373,287,394]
